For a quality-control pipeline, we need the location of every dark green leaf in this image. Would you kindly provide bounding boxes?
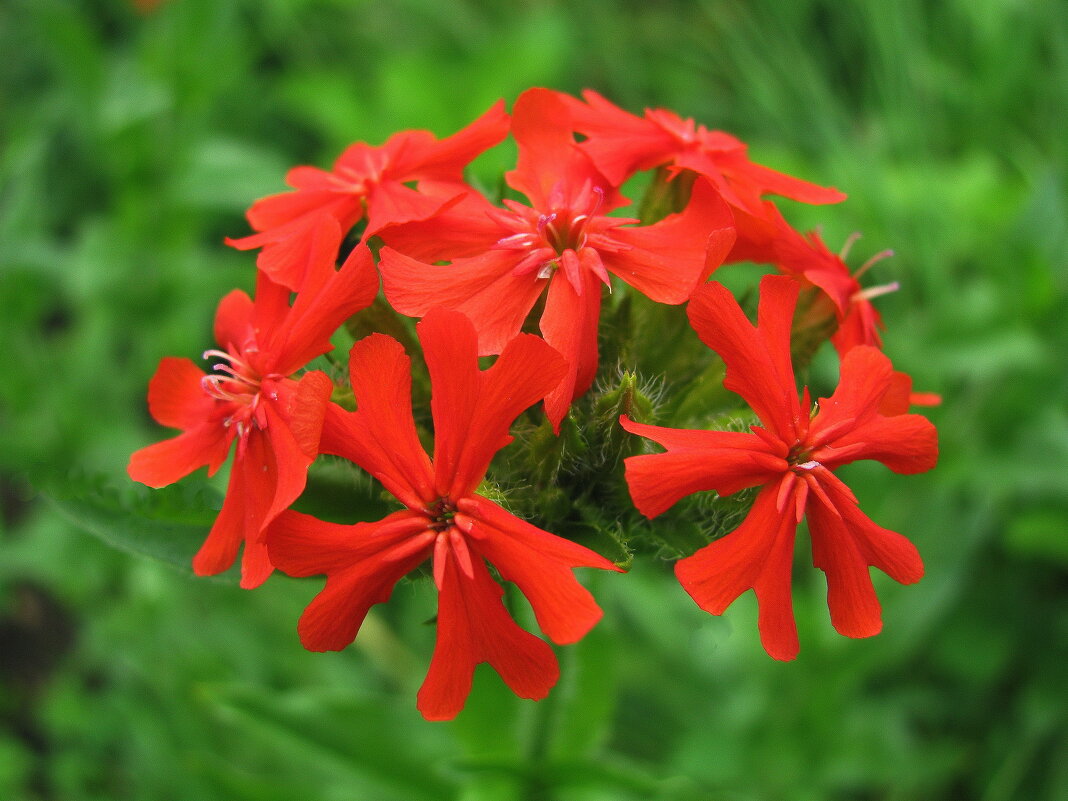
[41,470,231,581]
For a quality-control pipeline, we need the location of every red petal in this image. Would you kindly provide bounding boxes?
[620,418,785,518]
[237,199,363,292]
[675,484,800,660]
[540,268,602,431]
[723,202,782,264]
[417,308,482,498]
[213,290,254,352]
[878,371,914,417]
[267,509,430,577]
[364,180,461,238]
[265,510,434,651]
[319,335,435,509]
[809,348,939,475]
[806,473,923,639]
[756,275,802,413]
[284,166,338,191]
[687,276,801,438]
[278,372,333,456]
[719,154,847,206]
[507,88,580,208]
[271,215,345,296]
[447,328,567,498]
[569,90,677,185]
[603,179,736,303]
[417,309,564,496]
[192,485,243,579]
[417,546,558,721]
[145,357,215,430]
[822,413,938,475]
[809,347,894,437]
[259,378,329,524]
[127,423,231,488]
[673,150,749,210]
[376,182,505,261]
[267,243,379,374]
[244,188,338,232]
[391,99,510,180]
[417,307,567,497]
[240,537,274,589]
[380,247,545,355]
[459,495,619,644]
[296,546,429,651]
[249,271,292,347]
[191,408,321,589]
[620,416,778,454]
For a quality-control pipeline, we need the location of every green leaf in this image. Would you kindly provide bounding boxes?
[548,621,618,762]
[40,470,232,581]
[203,683,454,801]
[291,456,396,525]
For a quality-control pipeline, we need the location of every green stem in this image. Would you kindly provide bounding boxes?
[520,645,567,801]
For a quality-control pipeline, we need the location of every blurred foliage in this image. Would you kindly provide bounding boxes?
[1,0,1066,799]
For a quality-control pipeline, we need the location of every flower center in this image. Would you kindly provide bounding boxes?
[494,180,613,280]
[537,197,600,256]
[425,497,457,531]
[334,149,389,194]
[786,441,820,472]
[201,349,279,437]
[647,108,699,145]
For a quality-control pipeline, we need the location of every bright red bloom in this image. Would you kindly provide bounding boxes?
[621,275,937,659]
[565,89,846,217]
[266,308,621,720]
[379,88,735,430]
[128,229,379,588]
[226,101,509,290]
[728,201,898,355]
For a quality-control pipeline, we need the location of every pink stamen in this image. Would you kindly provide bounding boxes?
[854,249,894,280]
[839,232,862,261]
[853,281,900,303]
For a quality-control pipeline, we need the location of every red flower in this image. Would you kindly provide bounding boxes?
[621,275,937,659]
[128,229,379,588]
[565,90,846,217]
[378,88,735,430]
[729,200,899,355]
[880,371,943,416]
[266,308,621,720]
[226,101,509,290]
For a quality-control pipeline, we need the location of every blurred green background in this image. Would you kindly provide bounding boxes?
[1,0,1065,799]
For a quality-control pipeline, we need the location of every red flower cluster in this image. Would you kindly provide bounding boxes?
[130,88,938,717]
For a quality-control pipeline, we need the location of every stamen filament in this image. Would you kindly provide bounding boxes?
[854,249,894,279]
[854,281,900,302]
[839,232,862,261]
